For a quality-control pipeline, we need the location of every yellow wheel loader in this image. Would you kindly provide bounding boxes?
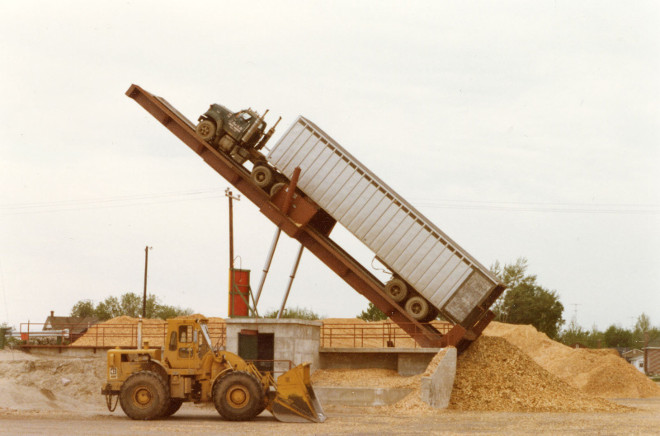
[101,317,325,423]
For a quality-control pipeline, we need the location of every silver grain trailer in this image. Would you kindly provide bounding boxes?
[267,116,501,326]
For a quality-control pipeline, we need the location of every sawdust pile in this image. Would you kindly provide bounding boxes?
[484,322,660,398]
[0,350,107,412]
[73,315,225,348]
[312,368,420,389]
[321,318,452,348]
[448,336,621,412]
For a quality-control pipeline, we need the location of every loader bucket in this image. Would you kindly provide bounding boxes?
[270,363,326,423]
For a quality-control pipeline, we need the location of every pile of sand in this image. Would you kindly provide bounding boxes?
[73,315,225,348]
[0,350,106,412]
[321,318,452,348]
[484,322,660,398]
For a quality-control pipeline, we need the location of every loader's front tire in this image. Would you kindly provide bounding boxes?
[213,371,264,421]
[119,371,169,420]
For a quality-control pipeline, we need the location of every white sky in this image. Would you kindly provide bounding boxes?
[1,1,658,332]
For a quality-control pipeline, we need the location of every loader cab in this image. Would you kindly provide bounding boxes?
[164,319,211,369]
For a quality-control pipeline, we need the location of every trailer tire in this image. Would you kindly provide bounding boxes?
[119,370,169,420]
[251,165,273,189]
[385,278,408,303]
[405,296,430,321]
[196,119,216,142]
[213,371,264,421]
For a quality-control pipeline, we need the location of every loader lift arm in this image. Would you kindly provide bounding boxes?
[125,84,502,348]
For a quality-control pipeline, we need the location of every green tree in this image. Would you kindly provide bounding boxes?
[70,300,96,318]
[69,292,192,321]
[603,324,634,348]
[357,302,387,321]
[263,306,320,320]
[633,313,660,348]
[491,257,565,339]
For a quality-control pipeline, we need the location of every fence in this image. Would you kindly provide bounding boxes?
[19,320,453,350]
[320,321,453,348]
[19,321,227,349]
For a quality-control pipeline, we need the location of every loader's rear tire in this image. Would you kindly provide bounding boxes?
[119,371,169,420]
[385,278,408,303]
[213,371,264,421]
[196,119,216,142]
[251,165,273,189]
[405,296,430,321]
[161,398,184,418]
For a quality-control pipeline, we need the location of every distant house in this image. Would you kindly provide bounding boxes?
[43,310,99,342]
[645,345,660,376]
[622,349,645,374]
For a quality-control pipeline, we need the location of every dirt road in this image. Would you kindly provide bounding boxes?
[1,399,658,435]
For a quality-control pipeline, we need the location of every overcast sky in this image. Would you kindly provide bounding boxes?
[1,1,658,333]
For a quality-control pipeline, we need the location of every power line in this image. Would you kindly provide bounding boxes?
[1,188,658,216]
[0,188,226,216]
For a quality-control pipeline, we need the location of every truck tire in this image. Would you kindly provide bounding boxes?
[119,370,169,420]
[213,371,264,421]
[270,182,287,197]
[251,165,273,189]
[196,119,216,142]
[385,278,408,303]
[405,296,430,321]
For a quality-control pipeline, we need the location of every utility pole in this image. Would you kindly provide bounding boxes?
[225,188,241,269]
[142,246,152,318]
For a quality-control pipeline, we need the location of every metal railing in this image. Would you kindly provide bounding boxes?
[19,321,227,349]
[320,321,453,348]
[18,320,453,349]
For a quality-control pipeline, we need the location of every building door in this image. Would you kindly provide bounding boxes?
[237,330,274,373]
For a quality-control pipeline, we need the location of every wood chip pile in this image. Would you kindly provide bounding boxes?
[448,336,623,412]
[484,322,660,398]
[72,315,225,348]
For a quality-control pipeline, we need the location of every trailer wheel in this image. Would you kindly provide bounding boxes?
[196,119,216,142]
[119,370,169,420]
[251,165,273,189]
[213,371,264,421]
[405,296,430,321]
[385,278,408,303]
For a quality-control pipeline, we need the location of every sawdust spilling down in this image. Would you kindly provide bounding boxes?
[72,315,225,347]
[448,336,623,412]
[484,322,660,398]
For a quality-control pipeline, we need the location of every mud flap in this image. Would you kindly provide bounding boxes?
[270,363,326,423]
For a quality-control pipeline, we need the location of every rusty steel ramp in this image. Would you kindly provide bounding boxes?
[125,84,502,349]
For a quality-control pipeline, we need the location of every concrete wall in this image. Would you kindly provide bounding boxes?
[225,318,321,373]
[319,348,440,376]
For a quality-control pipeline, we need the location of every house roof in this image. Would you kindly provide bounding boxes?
[43,316,99,334]
[622,349,644,359]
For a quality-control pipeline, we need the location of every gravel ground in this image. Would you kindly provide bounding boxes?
[0,399,658,436]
